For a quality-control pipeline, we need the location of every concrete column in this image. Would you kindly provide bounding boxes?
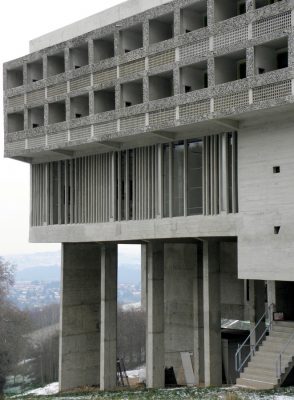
[141,243,147,311]
[100,243,118,391]
[194,243,204,385]
[267,281,276,310]
[164,243,196,385]
[203,240,222,387]
[59,243,101,391]
[249,280,265,347]
[146,242,165,389]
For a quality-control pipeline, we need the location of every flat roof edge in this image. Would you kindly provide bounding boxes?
[29,0,172,53]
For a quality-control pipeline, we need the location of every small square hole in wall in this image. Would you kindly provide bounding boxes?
[274,226,280,235]
[273,166,280,174]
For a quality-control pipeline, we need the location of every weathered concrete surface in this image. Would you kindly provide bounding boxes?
[59,243,101,391]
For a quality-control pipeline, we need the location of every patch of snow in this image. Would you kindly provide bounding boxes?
[121,302,141,311]
[22,382,59,396]
[127,366,146,382]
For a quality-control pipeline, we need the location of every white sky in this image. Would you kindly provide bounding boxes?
[0,0,128,255]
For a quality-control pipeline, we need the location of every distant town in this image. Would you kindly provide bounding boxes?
[8,281,141,309]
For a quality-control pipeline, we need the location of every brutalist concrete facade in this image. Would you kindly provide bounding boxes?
[3,0,294,391]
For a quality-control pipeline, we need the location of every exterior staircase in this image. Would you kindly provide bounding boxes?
[236,321,294,389]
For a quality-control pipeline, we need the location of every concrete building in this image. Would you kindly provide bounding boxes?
[3,0,294,391]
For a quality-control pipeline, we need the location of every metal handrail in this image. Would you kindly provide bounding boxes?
[275,330,294,379]
[235,303,274,373]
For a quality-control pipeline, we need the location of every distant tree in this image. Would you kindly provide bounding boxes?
[117,307,146,369]
[0,257,31,397]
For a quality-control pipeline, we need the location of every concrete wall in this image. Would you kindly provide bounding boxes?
[181,65,206,92]
[181,8,204,34]
[48,55,65,77]
[149,19,173,45]
[238,113,294,281]
[95,90,115,113]
[120,28,143,53]
[214,0,236,22]
[70,95,89,118]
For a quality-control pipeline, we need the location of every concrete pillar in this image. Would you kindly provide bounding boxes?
[164,243,196,385]
[146,241,165,388]
[249,280,265,347]
[267,281,276,310]
[59,243,101,391]
[141,243,147,311]
[194,243,204,385]
[100,243,118,391]
[203,240,222,387]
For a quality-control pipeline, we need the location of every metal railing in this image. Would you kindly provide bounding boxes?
[275,330,294,379]
[235,303,274,373]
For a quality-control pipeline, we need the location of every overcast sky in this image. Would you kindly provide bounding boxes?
[0,0,135,256]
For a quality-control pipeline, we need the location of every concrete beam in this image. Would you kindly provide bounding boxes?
[100,243,118,391]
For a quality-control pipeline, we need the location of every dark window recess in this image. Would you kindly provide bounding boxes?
[258,68,265,74]
[185,85,192,93]
[32,79,38,82]
[238,2,246,14]
[33,123,39,128]
[277,51,288,70]
[238,62,246,79]
[246,280,250,301]
[125,49,131,53]
[274,226,281,235]
[273,166,280,174]
[75,113,82,118]
[185,29,191,34]
[203,72,208,88]
[125,101,132,107]
[74,65,81,69]
[203,15,208,27]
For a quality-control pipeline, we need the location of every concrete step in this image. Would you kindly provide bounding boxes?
[243,366,282,378]
[273,321,294,329]
[271,325,294,334]
[240,371,278,384]
[236,377,276,390]
[248,358,290,371]
[270,330,294,339]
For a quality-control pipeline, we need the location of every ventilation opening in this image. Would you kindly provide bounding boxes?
[7,66,24,89]
[180,61,208,94]
[70,94,89,119]
[274,226,280,235]
[121,80,143,108]
[149,13,174,45]
[94,87,116,113]
[149,71,173,100]
[27,59,43,83]
[70,44,89,70]
[120,24,143,54]
[47,52,65,77]
[93,34,115,63]
[180,1,207,34]
[255,37,288,75]
[273,166,280,174]
[215,49,247,84]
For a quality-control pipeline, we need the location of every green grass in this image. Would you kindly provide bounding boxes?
[5,385,294,400]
